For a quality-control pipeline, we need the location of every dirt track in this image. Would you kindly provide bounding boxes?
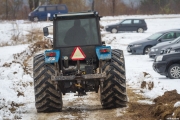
[24,85,180,120]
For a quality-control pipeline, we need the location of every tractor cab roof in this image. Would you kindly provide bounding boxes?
[53,11,101,20]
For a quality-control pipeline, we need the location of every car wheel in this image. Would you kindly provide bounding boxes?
[34,17,39,22]
[143,46,151,55]
[137,28,144,33]
[168,64,180,79]
[111,28,118,33]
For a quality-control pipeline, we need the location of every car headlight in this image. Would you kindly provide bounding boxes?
[151,48,158,52]
[28,13,31,16]
[156,55,163,62]
[133,44,142,47]
[105,26,109,28]
[151,48,155,52]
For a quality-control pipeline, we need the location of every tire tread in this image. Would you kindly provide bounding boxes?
[33,53,62,113]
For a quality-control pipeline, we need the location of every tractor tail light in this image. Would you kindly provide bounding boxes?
[46,52,56,57]
[100,49,110,53]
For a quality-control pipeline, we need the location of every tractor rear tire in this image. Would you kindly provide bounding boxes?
[100,49,127,108]
[33,53,62,112]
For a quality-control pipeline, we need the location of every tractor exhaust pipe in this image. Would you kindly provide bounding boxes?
[63,56,69,68]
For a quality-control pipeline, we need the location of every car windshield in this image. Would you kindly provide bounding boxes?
[174,37,180,43]
[147,33,163,40]
[55,18,100,47]
[109,20,122,25]
[33,7,38,11]
[110,21,122,25]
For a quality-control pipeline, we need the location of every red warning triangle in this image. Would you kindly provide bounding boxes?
[70,47,86,60]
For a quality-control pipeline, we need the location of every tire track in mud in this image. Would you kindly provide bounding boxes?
[27,90,127,120]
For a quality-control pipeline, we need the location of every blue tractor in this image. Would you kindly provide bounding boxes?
[33,11,127,112]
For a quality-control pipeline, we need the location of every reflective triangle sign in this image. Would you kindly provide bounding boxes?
[70,47,86,60]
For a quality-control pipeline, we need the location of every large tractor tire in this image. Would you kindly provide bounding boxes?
[100,49,127,108]
[33,53,62,112]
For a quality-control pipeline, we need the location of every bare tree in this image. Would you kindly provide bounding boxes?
[28,0,39,11]
[6,0,8,19]
[9,0,23,19]
[49,0,63,4]
[112,0,115,16]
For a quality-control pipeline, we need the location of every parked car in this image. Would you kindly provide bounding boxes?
[28,4,68,22]
[105,19,147,33]
[149,36,180,58]
[153,52,180,79]
[127,29,180,55]
[160,43,180,55]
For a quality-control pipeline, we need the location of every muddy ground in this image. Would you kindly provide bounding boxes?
[24,86,180,120]
[122,88,180,120]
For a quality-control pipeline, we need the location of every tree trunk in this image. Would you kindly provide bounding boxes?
[92,0,94,11]
[112,0,115,16]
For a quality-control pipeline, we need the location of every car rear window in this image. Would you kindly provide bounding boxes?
[133,20,141,24]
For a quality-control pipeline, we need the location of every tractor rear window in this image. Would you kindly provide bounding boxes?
[55,18,100,47]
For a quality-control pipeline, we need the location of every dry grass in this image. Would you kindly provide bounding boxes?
[26,28,44,43]
[2,37,52,76]
[0,22,45,47]
[11,22,22,44]
[0,42,11,47]
[15,40,52,75]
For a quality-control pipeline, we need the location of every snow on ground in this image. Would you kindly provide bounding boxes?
[0,14,180,119]
[0,44,32,119]
[174,101,180,108]
[0,20,52,46]
[0,21,52,119]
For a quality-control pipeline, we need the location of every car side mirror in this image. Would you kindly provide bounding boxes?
[158,39,162,42]
[43,27,49,36]
[102,41,106,46]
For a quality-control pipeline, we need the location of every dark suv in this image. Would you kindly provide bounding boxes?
[153,52,180,79]
[105,19,147,33]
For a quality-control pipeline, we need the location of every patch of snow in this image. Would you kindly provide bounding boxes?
[174,101,180,108]
[137,100,155,105]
